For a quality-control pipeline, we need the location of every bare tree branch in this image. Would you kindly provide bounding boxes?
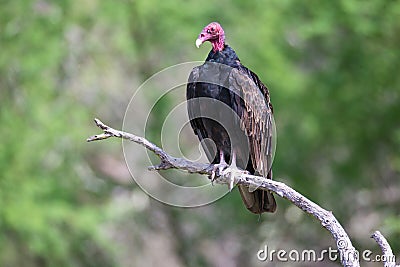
[87,118,213,174]
[87,118,398,267]
[371,231,399,267]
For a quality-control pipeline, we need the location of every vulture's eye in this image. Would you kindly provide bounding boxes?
[206,29,211,34]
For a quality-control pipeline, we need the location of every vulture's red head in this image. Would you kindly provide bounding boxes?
[196,22,225,52]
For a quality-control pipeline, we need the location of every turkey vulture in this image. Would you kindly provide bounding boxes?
[186,22,277,214]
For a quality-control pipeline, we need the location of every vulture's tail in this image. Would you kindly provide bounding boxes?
[237,170,276,214]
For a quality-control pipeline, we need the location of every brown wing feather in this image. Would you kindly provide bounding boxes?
[228,68,274,177]
[229,67,276,214]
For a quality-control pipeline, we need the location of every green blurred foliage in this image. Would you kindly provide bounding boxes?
[0,1,116,266]
[1,0,399,266]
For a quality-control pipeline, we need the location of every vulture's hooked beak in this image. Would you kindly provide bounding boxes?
[195,38,203,48]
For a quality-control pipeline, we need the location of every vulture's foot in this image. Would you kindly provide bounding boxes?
[209,151,228,185]
[221,166,241,192]
[221,151,243,191]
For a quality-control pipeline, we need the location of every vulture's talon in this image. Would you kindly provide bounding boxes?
[229,172,235,191]
[209,162,229,184]
[222,151,240,192]
[222,165,240,192]
[208,151,229,185]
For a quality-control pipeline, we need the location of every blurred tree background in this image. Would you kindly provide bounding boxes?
[1,0,399,266]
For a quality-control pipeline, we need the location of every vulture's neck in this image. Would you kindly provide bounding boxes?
[212,36,225,52]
